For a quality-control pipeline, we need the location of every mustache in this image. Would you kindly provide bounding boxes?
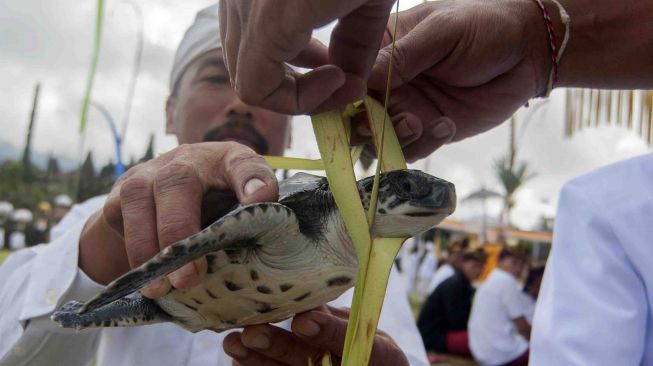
[202,116,269,155]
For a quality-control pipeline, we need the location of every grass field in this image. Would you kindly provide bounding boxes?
[0,249,10,265]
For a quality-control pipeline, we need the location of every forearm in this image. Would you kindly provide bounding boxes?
[554,0,653,89]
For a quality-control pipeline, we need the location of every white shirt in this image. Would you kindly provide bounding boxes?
[0,195,429,366]
[468,268,529,365]
[426,263,455,294]
[517,291,536,325]
[531,154,653,366]
[416,243,437,282]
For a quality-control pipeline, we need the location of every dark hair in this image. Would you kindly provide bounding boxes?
[449,237,470,253]
[523,265,545,293]
[462,248,487,264]
[499,246,529,262]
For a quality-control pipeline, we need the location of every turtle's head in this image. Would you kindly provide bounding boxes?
[358,170,456,237]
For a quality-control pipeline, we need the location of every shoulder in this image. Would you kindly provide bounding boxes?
[561,154,653,212]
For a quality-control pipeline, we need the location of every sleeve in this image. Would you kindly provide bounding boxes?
[502,281,529,320]
[530,182,647,366]
[0,197,107,366]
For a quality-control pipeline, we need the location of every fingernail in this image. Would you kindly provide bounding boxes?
[244,178,266,197]
[168,263,197,288]
[395,119,414,139]
[432,119,452,139]
[356,123,372,137]
[249,334,270,349]
[226,340,249,358]
[295,319,321,337]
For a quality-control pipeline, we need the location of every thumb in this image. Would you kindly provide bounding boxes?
[368,11,459,91]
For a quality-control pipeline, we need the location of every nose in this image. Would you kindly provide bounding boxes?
[224,96,253,117]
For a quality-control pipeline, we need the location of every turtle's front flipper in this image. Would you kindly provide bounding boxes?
[52,296,171,330]
[78,202,301,314]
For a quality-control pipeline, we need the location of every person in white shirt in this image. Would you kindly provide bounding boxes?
[426,237,469,295]
[0,5,429,366]
[468,247,530,366]
[530,154,653,365]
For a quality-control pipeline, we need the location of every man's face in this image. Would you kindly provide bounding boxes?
[461,259,484,281]
[166,49,290,156]
[503,257,526,279]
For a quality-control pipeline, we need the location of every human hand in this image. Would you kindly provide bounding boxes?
[367,0,558,161]
[223,305,409,366]
[218,0,395,114]
[78,142,278,297]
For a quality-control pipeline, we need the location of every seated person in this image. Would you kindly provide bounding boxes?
[468,247,530,366]
[426,236,470,294]
[417,248,486,357]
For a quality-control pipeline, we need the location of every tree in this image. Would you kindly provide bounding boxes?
[494,155,535,226]
[77,152,97,202]
[46,154,60,182]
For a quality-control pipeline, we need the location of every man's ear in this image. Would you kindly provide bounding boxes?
[165,95,177,134]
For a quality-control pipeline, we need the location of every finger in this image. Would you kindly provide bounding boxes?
[223,332,284,366]
[391,112,423,148]
[402,116,456,162]
[293,309,408,365]
[236,54,349,114]
[209,142,279,205]
[324,305,351,320]
[152,147,207,291]
[291,310,348,357]
[289,38,329,69]
[120,169,172,298]
[369,5,461,91]
[329,0,394,79]
[239,324,326,366]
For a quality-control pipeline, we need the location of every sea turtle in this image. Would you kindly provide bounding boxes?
[52,169,456,332]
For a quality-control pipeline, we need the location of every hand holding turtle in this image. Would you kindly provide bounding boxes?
[78,142,278,297]
[224,305,410,366]
[218,0,395,114]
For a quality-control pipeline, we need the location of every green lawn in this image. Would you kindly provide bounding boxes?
[0,249,10,265]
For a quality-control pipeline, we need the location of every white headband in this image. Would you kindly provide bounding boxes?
[170,4,222,91]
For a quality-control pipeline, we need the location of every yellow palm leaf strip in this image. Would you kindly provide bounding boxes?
[321,352,333,366]
[312,109,374,366]
[311,109,371,262]
[344,97,408,365]
[263,156,324,170]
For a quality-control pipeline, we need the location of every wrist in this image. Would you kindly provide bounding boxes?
[520,0,568,96]
[79,211,129,285]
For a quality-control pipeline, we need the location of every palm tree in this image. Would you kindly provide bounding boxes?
[494,155,535,226]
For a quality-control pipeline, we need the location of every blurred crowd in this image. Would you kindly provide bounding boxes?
[0,194,72,250]
[400,234,546,366]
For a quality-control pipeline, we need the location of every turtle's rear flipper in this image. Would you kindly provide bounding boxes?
[52,297,171,330]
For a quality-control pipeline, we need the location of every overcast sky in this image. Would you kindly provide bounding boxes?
[1,0,650,229]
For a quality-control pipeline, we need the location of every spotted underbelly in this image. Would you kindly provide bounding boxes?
[157,249,357,332]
